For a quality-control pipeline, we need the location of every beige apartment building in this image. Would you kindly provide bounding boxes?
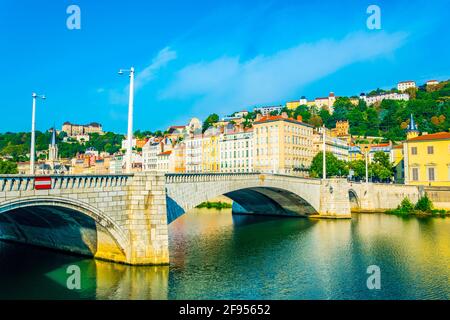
[253,114,314,175]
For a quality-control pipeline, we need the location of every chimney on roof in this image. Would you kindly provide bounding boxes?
[297,115,303,122]
[281,112,288,119]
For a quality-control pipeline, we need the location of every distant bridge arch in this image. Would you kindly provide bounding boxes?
[165,173,323,223]
[348,189,360,210]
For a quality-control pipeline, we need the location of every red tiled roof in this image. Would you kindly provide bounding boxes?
[254,115,313,127]
[158,151,172,156]
[371,143,391,147]
[407,132,450,142]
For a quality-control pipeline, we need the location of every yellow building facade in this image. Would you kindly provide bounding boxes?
[172,141,186,173]
[253,115,314,175]
[404,132,450,186]
[201,127,220,172]
[286,101,301,110]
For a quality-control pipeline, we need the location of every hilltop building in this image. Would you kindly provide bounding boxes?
[62,122,103,137]
[426,80,439,87]
[314,92,336,113]
[254,106,283,116]
[397,80,416,92]
[286,93,340,113]
[360,92,409,106]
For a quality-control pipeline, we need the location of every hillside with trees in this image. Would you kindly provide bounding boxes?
[279,80,450,141]
[0,131,124,162]
[0,80,448,163]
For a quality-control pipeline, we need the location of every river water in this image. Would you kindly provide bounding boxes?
[0,209,448,300]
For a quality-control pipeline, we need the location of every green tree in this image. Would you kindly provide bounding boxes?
[0,160,18,174]
[309,152,348,178]
[280,107,293,118]
[269,110,279,116]
[347,108,366,135]
[370,151,393,181]
[415,195,433,212]
[202,113,219,132]
[318,109,331,127]
[308,114,323,127]
[294,105,311,122]
[365,108,380,136]
[348,160,366,180]
[330,97,353,125]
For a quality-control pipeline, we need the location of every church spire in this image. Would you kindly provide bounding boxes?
[51,125,57,146]
[48,126,59,166]
[406,114,419,140]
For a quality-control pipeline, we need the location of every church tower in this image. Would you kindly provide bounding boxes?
[406,114,419,140]
[48,128,59,171]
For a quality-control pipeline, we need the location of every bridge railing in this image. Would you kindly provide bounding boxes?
[165,172,262,183]
[0,174,133,192]
[165,172,323,183]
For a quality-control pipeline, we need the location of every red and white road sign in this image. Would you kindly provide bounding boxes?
[34,177,52,190]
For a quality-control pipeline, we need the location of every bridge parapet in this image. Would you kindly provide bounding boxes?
[166,172,261,184]
[0,174,133,192]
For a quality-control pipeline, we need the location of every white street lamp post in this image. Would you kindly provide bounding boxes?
[365,150,369,184]
[30,93,45,175]
[119,67,135,174]
[322,126,326,180]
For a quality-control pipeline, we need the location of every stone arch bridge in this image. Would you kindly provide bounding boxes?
[0,173,423,265]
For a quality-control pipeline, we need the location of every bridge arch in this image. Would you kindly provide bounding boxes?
[348,189,360,210]
[0,196,129,263]
[165,174,321,223]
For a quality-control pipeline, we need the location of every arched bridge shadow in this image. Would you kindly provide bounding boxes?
[166,186,318,224]
[0,202,127,263]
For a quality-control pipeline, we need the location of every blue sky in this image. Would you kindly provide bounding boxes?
[0,0,449,133]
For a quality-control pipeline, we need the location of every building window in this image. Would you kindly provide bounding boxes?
[428,167,435,181]
[412,168,419,181]
[411,147,417,155]
[427,146,434,154]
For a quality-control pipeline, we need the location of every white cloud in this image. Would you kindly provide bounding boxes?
[134,47,177,91]
[160,31,408,115]
[109,46,177,105]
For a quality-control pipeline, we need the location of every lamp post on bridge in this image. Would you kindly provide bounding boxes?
[322,125,326,180]
[364,146,369,185]
[118,67,135,174]
[30,92,46,175]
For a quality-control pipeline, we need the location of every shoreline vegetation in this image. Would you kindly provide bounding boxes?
[385,195,449,217]
[196,201,232,210]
